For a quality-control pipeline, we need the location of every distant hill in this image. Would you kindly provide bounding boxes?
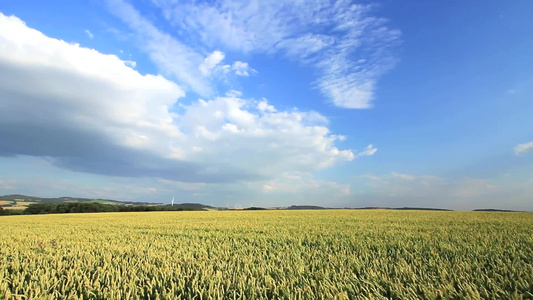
[287,205,327,210]
[0,194,43,201]
[0,194,161,205]
[0,194,202,207]
[473,209,523,212]
[0,194,216,209]
[2,195,524,212]
[0,194,215,215]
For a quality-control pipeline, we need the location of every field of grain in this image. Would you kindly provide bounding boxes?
[2,206,26,210]
[1,201,36,211]
[1,210,532,299]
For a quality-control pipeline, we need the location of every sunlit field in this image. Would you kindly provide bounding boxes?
[1,210,532,299]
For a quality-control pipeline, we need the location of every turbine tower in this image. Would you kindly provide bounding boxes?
[171,196,174,207]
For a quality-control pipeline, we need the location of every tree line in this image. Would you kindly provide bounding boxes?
[0,202,205,216]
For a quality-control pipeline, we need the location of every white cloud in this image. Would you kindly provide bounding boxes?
[0,13,183,136]
[257,100,275,113]
[354,144,377,158]
[231,61,255,76]
[176,96,355,177]
[199,50,225,76]
[84,29,94,39]
[0,13,354,184]
[199,51,255,77]
[151,0,400,108]
[514,141,533,155]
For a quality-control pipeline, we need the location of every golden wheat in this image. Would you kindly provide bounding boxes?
[0,210,532,299]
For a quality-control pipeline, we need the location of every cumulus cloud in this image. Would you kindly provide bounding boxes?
[199,50,225,76]
[199,51,255,78]
[231,61,254,76]
[514,141,533,155]
[151,0,400,108]
[219,61,256,77]
[175,95,354,175]
[0,13,354,184]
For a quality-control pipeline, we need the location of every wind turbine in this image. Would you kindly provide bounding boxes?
[171,196,174,206]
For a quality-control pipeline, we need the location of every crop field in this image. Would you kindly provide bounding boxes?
[1,201,36,207]
[2,206,27,210]
[1,210,532,299]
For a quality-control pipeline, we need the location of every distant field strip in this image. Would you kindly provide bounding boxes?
[2,206,26,210]
[0,210,532,299]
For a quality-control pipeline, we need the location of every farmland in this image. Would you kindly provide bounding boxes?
[1,210,532,299]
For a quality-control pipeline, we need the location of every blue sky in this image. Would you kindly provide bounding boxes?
[0,0,531,210]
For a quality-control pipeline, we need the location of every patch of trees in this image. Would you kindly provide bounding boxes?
[244,207,267,210]
[24,202,120,214]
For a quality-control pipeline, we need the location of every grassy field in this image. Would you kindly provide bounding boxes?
[0,210,532,299]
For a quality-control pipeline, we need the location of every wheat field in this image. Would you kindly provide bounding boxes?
[1,210,532,299]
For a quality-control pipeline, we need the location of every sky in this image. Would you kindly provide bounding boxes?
[0,0,532,210]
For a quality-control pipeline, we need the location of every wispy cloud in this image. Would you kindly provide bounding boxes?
[514,141,533,155]
[150,0,400,108]
[84,29,94,39]
[106,0,258,97]
[106,0,212,96]
[390,172,415,180]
